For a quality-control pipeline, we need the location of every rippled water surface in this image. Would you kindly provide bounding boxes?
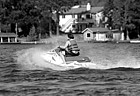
[1,43,140,96]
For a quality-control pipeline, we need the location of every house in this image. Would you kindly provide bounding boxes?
[59,3,104,33]
[112,29,124,41]
[0,33,18,43]
[82,28,123,41]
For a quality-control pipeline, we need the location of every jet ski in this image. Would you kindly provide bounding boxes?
[41,47,93,68]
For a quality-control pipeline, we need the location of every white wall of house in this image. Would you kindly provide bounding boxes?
[59,3,104,33]
[96,33,107,41]
[83,29,123,42]
[59,14,78,27]
[83,31,94,41]
[121,32,124,40]
[59,12,103,28]
[83,32,108,41]
[113,33,121,41]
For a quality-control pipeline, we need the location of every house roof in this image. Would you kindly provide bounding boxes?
[0,33,17,37]
[90,7,104,13]
[82,28,110,33]
[77,19,96,24]
[62,6,103,14]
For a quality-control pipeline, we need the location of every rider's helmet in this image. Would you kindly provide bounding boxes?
[67,33,74,39]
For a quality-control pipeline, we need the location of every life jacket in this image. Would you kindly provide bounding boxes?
[67,39,80,52]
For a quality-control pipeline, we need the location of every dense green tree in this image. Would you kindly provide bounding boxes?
[0,0,80,38]
[103,0,140,39]
[76,0,106,7]
[130,0,140,38]
[103,0,114,28]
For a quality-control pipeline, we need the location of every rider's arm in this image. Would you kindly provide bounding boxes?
[60,41,70,49]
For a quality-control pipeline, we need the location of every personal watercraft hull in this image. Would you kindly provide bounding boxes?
[65,56,91,62]
[41,51,92,68]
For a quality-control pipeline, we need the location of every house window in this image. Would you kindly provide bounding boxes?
[72,15,75,18]
[87,33,90,37]
[72,24,76,28]
[86,14,90,19]
[78,15,82,18]
[62,15,65,18]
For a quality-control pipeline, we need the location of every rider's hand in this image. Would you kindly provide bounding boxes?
[58,46,60,48]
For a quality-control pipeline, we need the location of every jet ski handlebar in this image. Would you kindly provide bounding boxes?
[57,46,65,50]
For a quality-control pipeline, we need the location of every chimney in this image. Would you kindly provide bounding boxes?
[86,3,91,11]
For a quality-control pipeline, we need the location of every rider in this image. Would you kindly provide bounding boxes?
[59,33,80,56]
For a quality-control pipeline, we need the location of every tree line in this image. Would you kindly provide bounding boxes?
[103,0,140,39]
[0,0,79,41]
[0,0,140,40]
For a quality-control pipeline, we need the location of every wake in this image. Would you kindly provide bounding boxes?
[16,47,66,70]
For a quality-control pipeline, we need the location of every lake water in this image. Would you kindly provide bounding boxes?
[1,43,140,96]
